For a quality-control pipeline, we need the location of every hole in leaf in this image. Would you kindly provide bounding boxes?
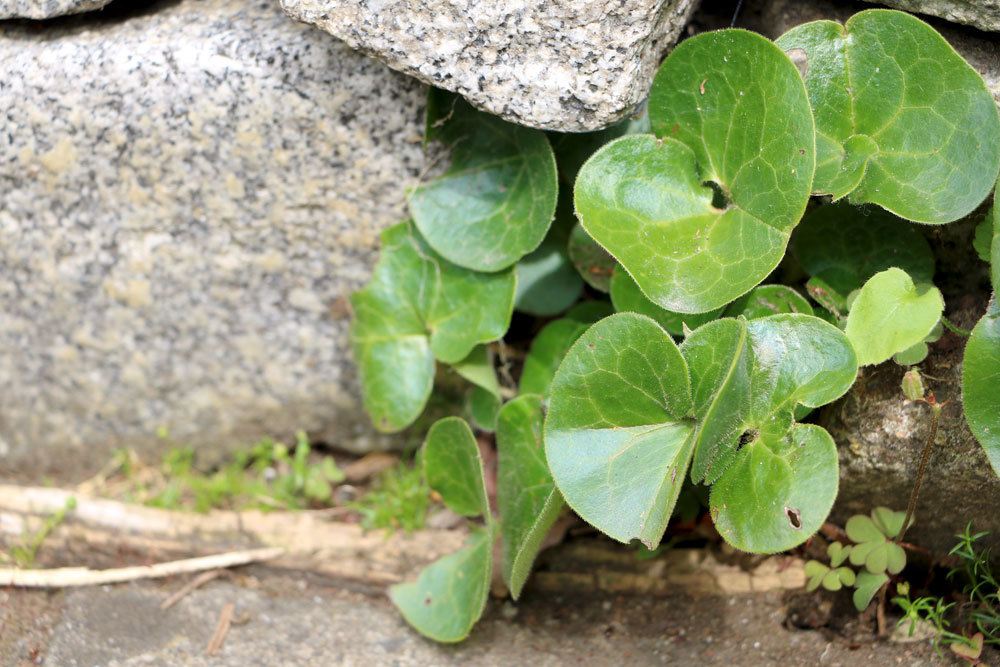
[424,595,433,606]
[736,429,759,451]
[785,507,802,530]
[704,181,730,210]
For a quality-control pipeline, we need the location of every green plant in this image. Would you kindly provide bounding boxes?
[349,9,1000,642]
[353,460,431,533]
[3,497,76,568]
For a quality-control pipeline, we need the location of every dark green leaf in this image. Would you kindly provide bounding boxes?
[514,234,583,316]
[963,302,1000,477]
[567,223,615,292]
[724,284,813,320]
[519,318,589,397]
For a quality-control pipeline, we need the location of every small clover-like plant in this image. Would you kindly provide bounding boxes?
[544,312,858,552]
[805,542,856,592]
[777,9,1000,222]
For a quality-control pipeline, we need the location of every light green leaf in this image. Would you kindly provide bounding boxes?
[350,222,515,432]
[853,571,889,611]
[544,313,694,548]
[828,541,852,567]
[496,395,564,599]
[423,417,489,518]
[567,223,615,292]
[805,560,829,592]
[550,105,651,186]
[725,285,813,320]
[846,514,885,543]
[452,346,501,398]
[610,267,723,336]
[514,232,583,317]
[710,424,839,553]
[467,386,501,432]
[578,30,813,314]
[793,203,935,297]
[893,342,929,367]
[777,10,1000,223]
[963,302,1000,477]
[390,527,493,643]
[519,318,589,397]
[409,91,558,271]
[844,268,944,366]
[871,506,906,539]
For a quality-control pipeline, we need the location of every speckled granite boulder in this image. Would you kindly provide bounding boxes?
[877,0,1000,33]
[0,0,110,20]
[0,0,426,477]
[280,0,700,132]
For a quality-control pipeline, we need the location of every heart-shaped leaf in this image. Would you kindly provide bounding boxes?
[963,301,1000,477]
[828,541,852,567]
[610,267,723,336]
[845,268,944,366]
[409,91,558,272]
[575,30,814,314]
[777,10,1000,222]
[725,285,813,320]
[390,527,493,643]
[853,571,889,611]
[496,394,564,599]
[805,560,829,592]
[519,318,590,397]
[550,105,651,186]
[350,222,515,432]
[793,203,935,297]
[544,313,694,548]
[871,506,906,539]
[424,417,490,518]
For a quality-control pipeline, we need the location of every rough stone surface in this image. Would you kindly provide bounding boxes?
[0,0,110,20]
[0,569,949,666]
[0,0,426,476]
[280,0,701,132]
[877,0,1000,33]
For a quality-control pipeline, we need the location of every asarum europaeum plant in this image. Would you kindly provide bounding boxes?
[349,10,1000,641]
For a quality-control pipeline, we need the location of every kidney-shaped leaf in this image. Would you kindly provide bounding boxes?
[544,313,694,548]
[575,30,814,313]
[777,10,1000,222]
[350,222,515,432]
[793,203,935,297]
[845,268,944,366]
[409,92,558,272]
[390,527,493,643]
[963,302,1000,477]
[496,394,564,599]
[424,417,490,518]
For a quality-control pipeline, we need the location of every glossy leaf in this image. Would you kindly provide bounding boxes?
[963,301,1000,477]
[424,417,489,518]
[519,318,589,397]
[793,203,935,297]
[544,313,694,548]
[567,223,615,292]
[777,10,1000,222]
[550,105,651,186]
[579,30,813,314]
[350,223,515,432]
[725,285,813,320]
[410,92,558,271]
[390,527,493,643]
[844,268,944,366]
[610,267,723,336]
[496,395,563,599]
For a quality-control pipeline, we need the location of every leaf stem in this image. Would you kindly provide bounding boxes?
[940,316,973,338]
[897,399,943,544]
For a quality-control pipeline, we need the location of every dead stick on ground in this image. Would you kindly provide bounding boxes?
[206,602,235,656]
[160,569,223,610]
[0,547,283,588]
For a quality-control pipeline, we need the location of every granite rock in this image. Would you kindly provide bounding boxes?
[280,0,700,132]
[0,0,426,477]
[877,0,1000,33]
[0,0,111,20]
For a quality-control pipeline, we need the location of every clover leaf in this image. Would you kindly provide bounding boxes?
[572,30,815,314]
[544,312,856,552]
[844,268,944,366]
[409,91,558,272]
[496,394,564,599]
[724,284,813,320]
[846,510,907,575]
[350,223,515,432]
[805,557,857,592]
[853,571,890,611]
[777,10,1000,223]
[391,417,493,642]
[610,267,723,337]
[963,300,1000,478]
[793,203,935,298]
